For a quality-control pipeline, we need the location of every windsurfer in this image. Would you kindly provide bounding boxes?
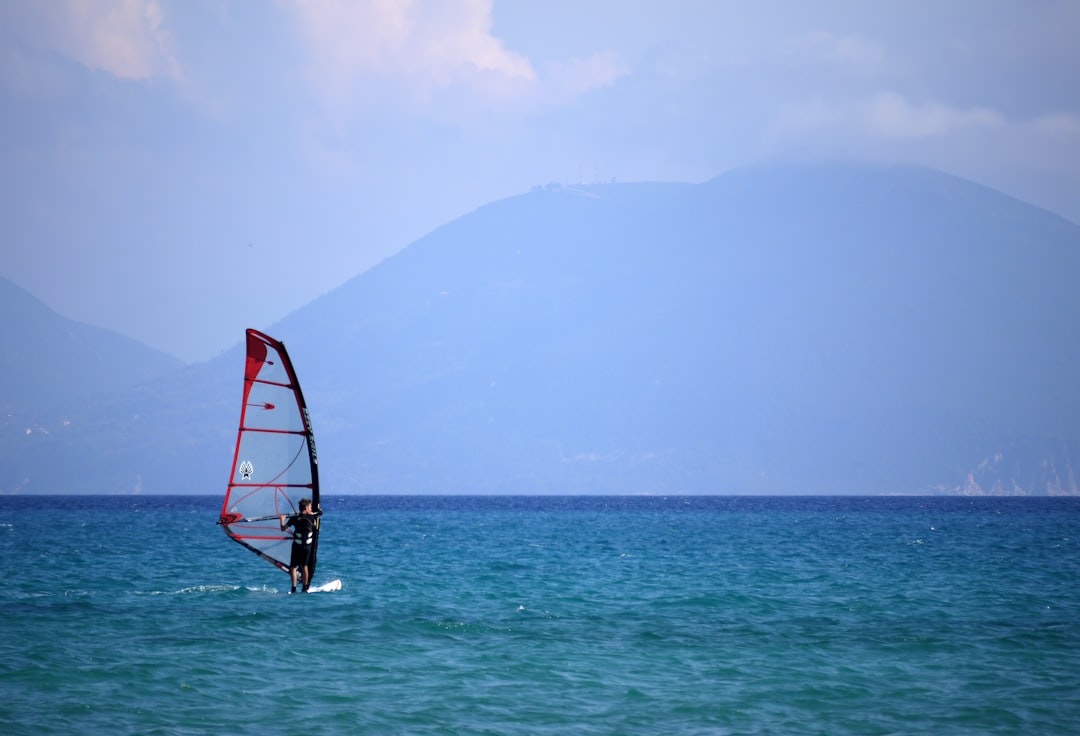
[280,498,318,593]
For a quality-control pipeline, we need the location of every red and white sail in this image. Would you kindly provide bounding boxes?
[218,329,320,577]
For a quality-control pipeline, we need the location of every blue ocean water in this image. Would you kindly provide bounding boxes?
[1,495,1078,735]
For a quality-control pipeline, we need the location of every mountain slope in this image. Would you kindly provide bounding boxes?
[271,162,1080,494]
[0,276,184,413]
[4,162,1079,494]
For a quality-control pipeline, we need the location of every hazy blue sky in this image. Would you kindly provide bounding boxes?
[2,1,1078,362]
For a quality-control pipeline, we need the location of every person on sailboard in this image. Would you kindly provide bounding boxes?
[280,498,318,594]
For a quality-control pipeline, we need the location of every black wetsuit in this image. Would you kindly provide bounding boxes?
[286,514,317,569]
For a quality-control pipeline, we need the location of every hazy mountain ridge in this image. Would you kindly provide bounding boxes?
[273,162,1080,495]
[3,162,1079,494]
[0,276,184,414]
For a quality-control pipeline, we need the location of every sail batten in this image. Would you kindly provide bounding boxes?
[218,329,321,577]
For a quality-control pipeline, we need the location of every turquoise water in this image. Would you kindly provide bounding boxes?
[1,495,1078,735]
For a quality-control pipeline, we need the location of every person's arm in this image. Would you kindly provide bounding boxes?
[279,514,289,531]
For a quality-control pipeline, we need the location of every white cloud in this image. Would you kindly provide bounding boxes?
[283,0,629,133]
[861,92,1003,139]
[286,0,536,122]
[541,51,626,105]
[1031,112,1080,136]
[5,0,181,81]
[776,91,1004,141]
[784,30,885,72]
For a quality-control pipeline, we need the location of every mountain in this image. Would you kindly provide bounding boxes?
[0,276,184,413]
[3,162,1079,494]
[0,277,187,493]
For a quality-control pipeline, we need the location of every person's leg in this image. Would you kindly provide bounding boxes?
[290,566,298,593]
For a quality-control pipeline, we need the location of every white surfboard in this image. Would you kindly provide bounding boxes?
[308,579,342,593]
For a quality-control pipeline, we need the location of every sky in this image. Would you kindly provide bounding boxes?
[1,0,1078,363]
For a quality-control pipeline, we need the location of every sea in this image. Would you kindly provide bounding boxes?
[1,495,1078,735]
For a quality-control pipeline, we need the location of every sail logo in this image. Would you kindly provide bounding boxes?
[238,460,254,480]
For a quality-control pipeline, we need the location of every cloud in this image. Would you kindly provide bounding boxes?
[783,30,885,73]
[540,51,626,105]
[1031,112,1080,136]
[860,92,1003,139]
[283,0,628,133]
[2,0,180,81]
[775,91,1004,141]
[286,0,536,122]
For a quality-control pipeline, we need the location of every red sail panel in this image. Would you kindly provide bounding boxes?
[218,329,320,578]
